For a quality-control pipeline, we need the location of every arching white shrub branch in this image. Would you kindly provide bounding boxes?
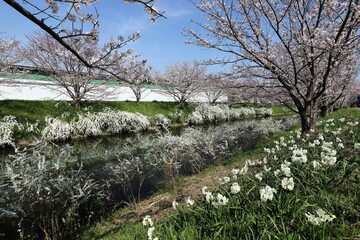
[0,116,23,147]
[188,104,272,125]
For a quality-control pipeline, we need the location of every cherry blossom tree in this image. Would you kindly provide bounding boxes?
[226,69,293,106]
[186,0,359,133]
[0,35,21,72]
[318,56,359,116]
[122,61,151,102]
[201,73,228,103]
[3,0,164,69]
[155,61,207,106]
[24,31,138,108]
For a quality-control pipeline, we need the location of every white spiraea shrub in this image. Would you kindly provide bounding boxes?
[97,109,124,134]
[25,121,40,134]
[200,104,228,123]
[227,108,242,120]
[243,119,284,137]
[229,108,257,119]
[188,111,204,125]
[256,108,273,117]
[188,104,226,125]
[43,109,151,141]
[188,104,271,125]
[4,143,102,238]
[98,109,150,134]
[0,115,23,147]
[154,114,171,128]
[71,112,102,137]
[129,113,151,132]
[151,134,188,164]
[41,117,72,141]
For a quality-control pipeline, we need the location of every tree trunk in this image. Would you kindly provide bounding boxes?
[299,105,317,134]
[179,97,187,108]
[135,94,141,103]
[73,99,81,109]
[319,105,330,117]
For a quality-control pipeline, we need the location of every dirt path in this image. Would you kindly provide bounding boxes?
[111,160,250,225]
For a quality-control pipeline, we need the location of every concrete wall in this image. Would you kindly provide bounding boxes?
[0,78,228,102]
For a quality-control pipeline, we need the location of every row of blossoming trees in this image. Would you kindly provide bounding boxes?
[0,0,359,133]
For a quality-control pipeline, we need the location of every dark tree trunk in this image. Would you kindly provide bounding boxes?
[135,94,141,103]
[299,105,317,134]
[319,105,330,117]
[73,99,81,109]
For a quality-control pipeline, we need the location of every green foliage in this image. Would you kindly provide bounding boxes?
[82,221,147,240]
[271,105,294,116]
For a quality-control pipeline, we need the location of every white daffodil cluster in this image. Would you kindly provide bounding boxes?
[335,137,344,149]
[255,172,263,181]
[142,215,158,240]
[202,186,214,203]
[347,121,359,127]
[305,208,336,225]
[291,148,308,163]
[230,182,241,194]
[281,177,295,191]
[320,141,337,166]
[280,161,292,177]
[231,168,240,179]
[202,186,229,208]
[142,215,153,226]
[186,197,195,207]
[312,160,321,169]
[354,143,360,150]
[259,185,277,202]
[212,193,229,208]
[219,176,231,185]
[309,139,321,147]
[172,197,195,210]
[172,200,179,210]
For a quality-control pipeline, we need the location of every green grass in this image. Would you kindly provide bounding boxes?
[231,103,294,116]
[0,100,194,120]
[271,104,295,115]
[81,108,360,240]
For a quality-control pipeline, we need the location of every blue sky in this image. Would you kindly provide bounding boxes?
[0,0,229,73]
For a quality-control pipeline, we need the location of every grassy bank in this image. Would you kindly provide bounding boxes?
[82,108,360,239]
[0,100,285,144]
[0,100,195,123]
[0,100,195,142]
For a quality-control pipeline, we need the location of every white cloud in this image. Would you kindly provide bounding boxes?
[115,16,149,35]
[166,9,192,18]
[158,1,193,18]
